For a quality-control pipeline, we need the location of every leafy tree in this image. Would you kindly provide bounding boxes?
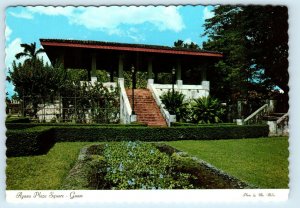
[202,6,288,110]
[174,39,200,49]
[8,58,66,117]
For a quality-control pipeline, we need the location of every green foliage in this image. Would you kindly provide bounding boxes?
[6,124,269,157]
[190,96,226,124]
[5,117,30,124]
[173,39,200,49]
[6,138,288,190]
[15,42,45,63]
[202,6,288,106]
[65,69,111,84]
[171,122,236,127]
[8,58,66,117]
[53,125,269,142]
[123,71,148,89]
[160,90,189,121]
[9,59,66,99]
[6,122,147,130]
[60,82,120,123]
[91,142,193,189]
[6,127,55,157]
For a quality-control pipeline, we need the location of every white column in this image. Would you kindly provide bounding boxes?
[118,54,124,78]
[176,60,183,86]
[200,64,209,95]
[147,58,154,88]
[91,53,97,83]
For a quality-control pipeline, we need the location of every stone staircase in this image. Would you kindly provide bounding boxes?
[126,89,167,127]
[263,113,287,121]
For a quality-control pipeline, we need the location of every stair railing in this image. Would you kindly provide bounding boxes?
[148,83,174,127]
[118,78,133,124]
[243,104,269,125]
[276,113,289,136]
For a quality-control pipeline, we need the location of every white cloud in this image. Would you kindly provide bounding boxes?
[10,11,33,19]
[24,6,185,34]
[27,6,74,16]
[5,26,12,41]
[5,38,25,70]
[203,7,214,20]
[184,38,192,44]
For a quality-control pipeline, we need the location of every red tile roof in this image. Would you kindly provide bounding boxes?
[40,38,223,57]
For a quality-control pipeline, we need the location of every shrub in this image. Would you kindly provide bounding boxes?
[54,125,269,142]
[171,122,236,127]
[191,96,226,124]
[5,117,30,123]
[6,125,269,157]
[6,127,55,157]
[99,142,193,189]
[6,122,147,130]
[160,90,190,121]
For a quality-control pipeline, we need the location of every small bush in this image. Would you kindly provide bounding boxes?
[160,90,189,121]
[191,96,226,124]
[6,127,55,157]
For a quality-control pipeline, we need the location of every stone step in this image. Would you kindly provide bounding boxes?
[126,88,167,127]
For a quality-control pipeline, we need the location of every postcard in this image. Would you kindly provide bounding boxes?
[2,2,292,205]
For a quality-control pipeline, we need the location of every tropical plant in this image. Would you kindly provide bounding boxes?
[15,42,45,64]
[191,96,225,124]
[160,90,190,121]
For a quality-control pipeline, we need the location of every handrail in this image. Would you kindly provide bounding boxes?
[118,79,132,124]
[148,83,173,127]
[276,113,288,124]
[244,104,268,123]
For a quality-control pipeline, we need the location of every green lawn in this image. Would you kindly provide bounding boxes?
[6,137,289,189]
[167,137,289,188]
[6,142,92,190]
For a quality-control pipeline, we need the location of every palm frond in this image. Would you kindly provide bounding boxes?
[15,52,29,59]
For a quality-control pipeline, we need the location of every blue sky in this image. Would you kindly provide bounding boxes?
[5,5,214,97]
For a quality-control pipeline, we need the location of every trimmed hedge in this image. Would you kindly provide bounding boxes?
[6,122,147,130]
[171,122,237,127]
[6,127,55,157]
[6,125,269,157]
[54,125,269,142]
[5,117,30,124]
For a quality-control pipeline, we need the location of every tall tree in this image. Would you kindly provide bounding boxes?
[8,56,66,117]
[202,6,289,109]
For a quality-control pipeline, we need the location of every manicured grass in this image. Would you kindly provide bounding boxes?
[6,142,91,190]
[167,137,289,188]
[6,137,289,189]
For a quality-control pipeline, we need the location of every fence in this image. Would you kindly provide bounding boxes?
[18,95,119,124]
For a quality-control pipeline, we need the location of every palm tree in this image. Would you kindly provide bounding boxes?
[15,42,45,63]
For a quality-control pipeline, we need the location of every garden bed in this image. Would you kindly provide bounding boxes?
[62,142,252,189]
